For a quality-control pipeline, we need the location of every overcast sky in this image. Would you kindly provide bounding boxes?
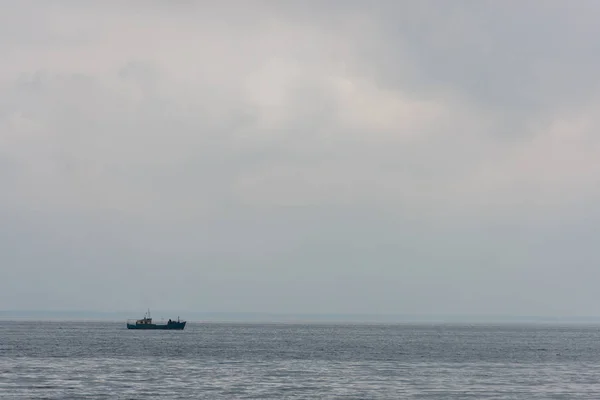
[2,1,600,317]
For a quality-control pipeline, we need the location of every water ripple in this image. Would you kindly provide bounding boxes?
[1,321,600,398]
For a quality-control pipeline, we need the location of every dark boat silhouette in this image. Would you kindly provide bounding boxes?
[126,309,186,330]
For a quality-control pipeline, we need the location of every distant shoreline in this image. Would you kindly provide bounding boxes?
[2,311,600,324]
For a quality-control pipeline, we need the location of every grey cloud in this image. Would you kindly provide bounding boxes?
[348,1,600,117]
[1,1,599,316]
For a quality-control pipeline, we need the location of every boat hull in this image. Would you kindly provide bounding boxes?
[127,322,186,330]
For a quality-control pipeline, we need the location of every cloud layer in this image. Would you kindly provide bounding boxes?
[2,1,600,316]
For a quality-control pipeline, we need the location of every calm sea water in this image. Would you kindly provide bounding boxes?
[1,321,600,399]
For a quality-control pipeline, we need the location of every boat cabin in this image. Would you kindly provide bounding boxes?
[135,310,153,325]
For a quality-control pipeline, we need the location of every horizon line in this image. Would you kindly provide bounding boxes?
[2,310,600,323]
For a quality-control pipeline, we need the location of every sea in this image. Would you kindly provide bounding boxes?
[1,321,600,399]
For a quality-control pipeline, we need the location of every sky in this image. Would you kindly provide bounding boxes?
[1,1,600,317]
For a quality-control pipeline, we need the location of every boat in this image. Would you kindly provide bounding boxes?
[126,309,186,330]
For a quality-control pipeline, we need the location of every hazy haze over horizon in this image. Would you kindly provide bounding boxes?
[2,1,600,317]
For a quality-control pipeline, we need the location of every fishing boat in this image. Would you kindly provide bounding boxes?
[126,309,186,330]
